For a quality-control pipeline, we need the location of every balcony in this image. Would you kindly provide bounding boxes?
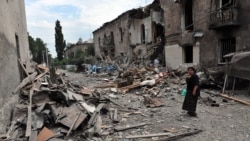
[209,7,240,29]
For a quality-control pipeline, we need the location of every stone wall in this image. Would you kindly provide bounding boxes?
[93,14,131,60]
[65,43,93,58]
[161,0,250,68]
[0,0,30,133]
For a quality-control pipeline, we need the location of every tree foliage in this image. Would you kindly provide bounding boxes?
[28,34,52,64]
[55,20,66,61]
[86,44,95,56]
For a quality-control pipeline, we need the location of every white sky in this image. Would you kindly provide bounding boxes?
[25,0,154,57]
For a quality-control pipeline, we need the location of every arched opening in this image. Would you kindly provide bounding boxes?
[119,27,123,42]
[141,24,146,43]
[110,32,114,46]
[98,37,101,48]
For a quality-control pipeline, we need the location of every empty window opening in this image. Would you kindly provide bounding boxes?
[220,38,236,62]
[152,22,165,43]
[141,24,146,44]
[16,34,24,81]
[110,32,114,46]
[184,46,193,63]
[119,28,123,42]
[185,0,193,31]
[98,37,101,48]
[15,34,20,59]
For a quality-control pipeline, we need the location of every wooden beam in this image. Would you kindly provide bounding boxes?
[125,133,172,139]
[66,113,81,137]
[34,71,48,81]
[115,123,150,132]
[13,72,37,94]
[156,129,202,141]
[18,59,29,76]
[87,103,105,128]
[25,88,34,137]
[219,94,250,106]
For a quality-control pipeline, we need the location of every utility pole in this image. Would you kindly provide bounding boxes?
[46,47,49,67]
[42,50,45,65]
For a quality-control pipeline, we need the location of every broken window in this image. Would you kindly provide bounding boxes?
[152,22,165,43]
[98,37,101,48]
[119,27,123,42]
[185,0,193,31]
[141,24,146,43]
[220,38,236,62]
[110,32,114,46]
[184,46,193,63]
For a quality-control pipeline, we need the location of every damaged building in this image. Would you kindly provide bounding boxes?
[161,0,249,69]
[64,39,94,58]
[0,0,31,133]
[93,0,250,70]
[93,0,165,65]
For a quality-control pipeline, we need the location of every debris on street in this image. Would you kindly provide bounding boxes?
[2,62,250,141]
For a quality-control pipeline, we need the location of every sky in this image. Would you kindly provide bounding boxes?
[25,0,154,57]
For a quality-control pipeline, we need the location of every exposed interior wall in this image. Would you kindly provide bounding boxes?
[93,14,131,60]
[165,44,183,69]
[65,43,93,58]
[0,0,30,133]
[129,17,152,45]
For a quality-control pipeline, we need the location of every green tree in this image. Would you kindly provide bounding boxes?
[86,44,95,56]
[28,33,52,64]
[55,20,66,61]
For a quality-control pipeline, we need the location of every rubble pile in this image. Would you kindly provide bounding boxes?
[3,62,250,141]
[0,63,208,141]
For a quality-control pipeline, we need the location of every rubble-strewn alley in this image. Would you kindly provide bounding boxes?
[2,0,250,141]
[1,63,250,141]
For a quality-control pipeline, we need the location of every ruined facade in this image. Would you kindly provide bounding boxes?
[64,39,94,58]
[161,0,249,69]
[93,0,249,69]
[0,0,30,132]
[93,0,165,64]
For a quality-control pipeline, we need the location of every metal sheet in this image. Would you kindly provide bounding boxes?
[228,52,250,80]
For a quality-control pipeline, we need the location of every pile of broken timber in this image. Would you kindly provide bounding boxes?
[1,63,204,141]
[1,64,111,141]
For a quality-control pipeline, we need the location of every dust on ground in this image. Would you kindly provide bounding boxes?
[60,69,250,141]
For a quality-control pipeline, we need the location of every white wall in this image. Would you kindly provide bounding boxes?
[165,43,200,69]
[165,44,184,69]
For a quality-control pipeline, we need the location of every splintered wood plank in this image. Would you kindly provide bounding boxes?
[25,88,34,137]
[125,133,172,139]
[18,59,29,76]
[115,123,150,132]
[29,131,37,141]
[220,94,250,106]
[59,105,87,130]
[13,72,37,94]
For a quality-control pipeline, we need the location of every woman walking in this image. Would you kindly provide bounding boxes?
[182,67,200,117]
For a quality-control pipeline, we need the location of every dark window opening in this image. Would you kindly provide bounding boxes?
[184,46,193,63]
[98,37,101,48]
[15,34,24,81]
[141,24,146,43]
[185,0,193,31]
[15,34,20,59]
[119,28,123,42]
[220,38,236,62]
[152,22,165,43]
[222,0,231,6]
[110,32,114,46]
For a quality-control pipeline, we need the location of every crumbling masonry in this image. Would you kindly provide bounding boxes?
[0,0,30,133]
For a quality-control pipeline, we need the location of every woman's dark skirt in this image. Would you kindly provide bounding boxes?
[182,91,198,112]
